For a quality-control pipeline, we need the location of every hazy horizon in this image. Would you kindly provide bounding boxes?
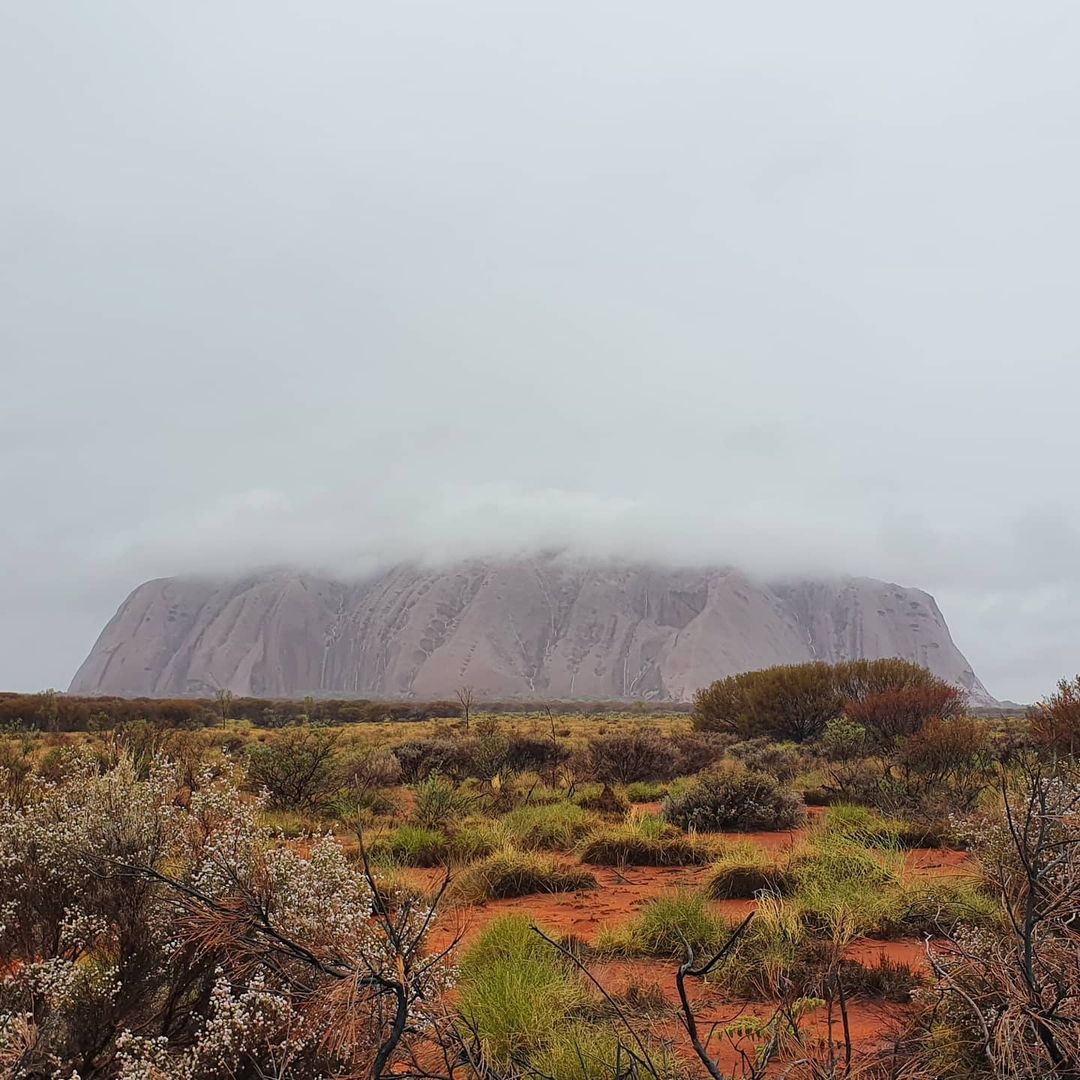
[4,2,1080,702]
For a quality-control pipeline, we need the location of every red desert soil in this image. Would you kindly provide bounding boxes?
[589,958,909,1074]
[399,817,964,1074]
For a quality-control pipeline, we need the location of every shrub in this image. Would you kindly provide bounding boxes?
[392,737,478,782]
[693,659,966,746]
[504,733,569,774]
[470,715,511,781]
[663,764,806,832]
[728,738,803,782]
[449,850,597,903]
[667,731,732,776]
[1028,675,1080,757]
[693,663,843,742]
[412,771,471,829]
[0,754,450,1077]
[844,685,967,746]
[586,731,673,783]
[246,727,342,809]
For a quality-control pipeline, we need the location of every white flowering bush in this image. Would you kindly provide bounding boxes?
[0,751,451,1079]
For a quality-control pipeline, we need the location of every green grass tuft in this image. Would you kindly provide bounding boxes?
[707,841,793,899]
[449,849,598,904]
[580,814,715,866]
[595,889,729,959]
[457,916,589,1064]
[503,802,600,851]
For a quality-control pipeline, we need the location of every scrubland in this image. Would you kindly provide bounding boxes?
[1,662,1078,1079]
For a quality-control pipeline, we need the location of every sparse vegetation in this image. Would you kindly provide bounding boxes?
[0,671,1065,1078]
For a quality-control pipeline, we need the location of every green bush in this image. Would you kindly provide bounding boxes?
[693,659,964,745]
[411,771,470,829]
[663,764,806,832]
[692,663,842,742]
[586,731,673,783]
[246,728,342,810]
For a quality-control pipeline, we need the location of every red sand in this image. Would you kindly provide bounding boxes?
[403,818,961,1075]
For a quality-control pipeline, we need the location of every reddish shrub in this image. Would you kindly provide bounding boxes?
[844,683,966,745]
[1028,675,1080,757]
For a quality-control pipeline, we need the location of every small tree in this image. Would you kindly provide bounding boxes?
[456,685,475,732]
[247,727,343,809]
[214,687,233,728]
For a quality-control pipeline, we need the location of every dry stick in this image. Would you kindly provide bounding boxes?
[837,972,852,1076]
[674,913,756,1080]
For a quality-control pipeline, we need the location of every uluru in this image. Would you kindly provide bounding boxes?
[70,557,991,703]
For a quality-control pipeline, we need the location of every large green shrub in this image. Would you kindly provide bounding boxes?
[693,659,967,745]
[692,663,842,742]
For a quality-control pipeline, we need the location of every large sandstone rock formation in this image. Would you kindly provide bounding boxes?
[69,558,992,702]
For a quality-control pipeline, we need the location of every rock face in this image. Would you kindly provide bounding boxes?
[69,558,992,702]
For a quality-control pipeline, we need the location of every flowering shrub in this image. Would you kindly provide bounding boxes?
[662,763,806,832]
[0,752,450,1078]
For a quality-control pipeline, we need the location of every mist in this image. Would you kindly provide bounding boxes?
[3,2,1080,702]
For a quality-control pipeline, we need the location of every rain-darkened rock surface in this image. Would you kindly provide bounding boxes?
[70,558,991,702]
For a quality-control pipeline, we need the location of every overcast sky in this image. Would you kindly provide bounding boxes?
[3,2,1079,702]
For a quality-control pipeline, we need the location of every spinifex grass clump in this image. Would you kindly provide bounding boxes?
[663,762,806,832]
[707,841,793,899]
[369,824,450,867]
[503,801,600,850]
[595,890,729,958]
[820,803,943,849]
[787,835,906,943]
[624,780,669,803]
[457,915,590,1064]
[580,813,716,866]
[449,849,598,903]
[457,916,679,1078]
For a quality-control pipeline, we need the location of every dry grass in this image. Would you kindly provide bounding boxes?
[448,849,598,904]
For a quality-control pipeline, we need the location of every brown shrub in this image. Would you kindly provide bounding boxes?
[1029,675,1080,757]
